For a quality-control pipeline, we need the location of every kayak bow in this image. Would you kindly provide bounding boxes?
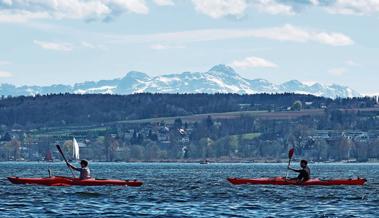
[8,176,143,187]
[227,177,366,186]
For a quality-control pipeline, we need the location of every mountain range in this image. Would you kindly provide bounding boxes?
[0,65,360,98]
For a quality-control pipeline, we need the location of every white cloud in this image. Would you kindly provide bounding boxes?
[251,24,354,46]
[231,56,277,68]
[345,59,360,66]
[81,41,107,50]
[34,40,73,51]
[0,70,12,78]
[1,0,378,24]
[151,44,167,50]
[190,0,379,17]
[253,0,295,15]
[309,0,320,6]
[105,24,353,47]
[0,0,149,23]
[192,0,248,19]
[314,32,353,46]
[81,41,96,49]
[2,0,12,5]
[34,40,105,51]
[0,10,49,23]
[0,60,11,66]
[250,24,310,42]
[80,41,105,49]
[242,24,353,46]
[325,0,379,15]
[154,0,174,6]
[192,0,297,18]
[327,60,359,77]
[150,43,185,50]
[328,68,346,76]
[251,0,379,16]
[112,0,149,14]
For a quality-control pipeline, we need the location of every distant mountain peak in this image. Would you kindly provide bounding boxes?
[0,65,361,98]
[208,64,237,75]
[124,71,150,80]
[282,80,303,86]
[311,83,323,87]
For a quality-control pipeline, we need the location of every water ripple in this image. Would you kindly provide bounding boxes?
[0,162,378,217]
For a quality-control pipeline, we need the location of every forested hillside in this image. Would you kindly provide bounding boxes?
[0,93,376,128]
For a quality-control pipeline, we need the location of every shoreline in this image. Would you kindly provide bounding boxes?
[1,159,379,164]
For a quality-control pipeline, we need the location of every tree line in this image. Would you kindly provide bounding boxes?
[0,93,376,128]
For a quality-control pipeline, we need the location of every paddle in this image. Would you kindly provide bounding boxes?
[285,148,295,179]
[56,144,75,178]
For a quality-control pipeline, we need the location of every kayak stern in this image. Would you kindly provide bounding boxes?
[227,177,367,186]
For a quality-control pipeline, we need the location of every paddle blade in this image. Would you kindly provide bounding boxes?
[288,148,295,159]
[56,144,75,178]
[56,144,67,162]
[56,144,63,154]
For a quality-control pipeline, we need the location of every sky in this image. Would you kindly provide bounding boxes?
[0,0,378,95]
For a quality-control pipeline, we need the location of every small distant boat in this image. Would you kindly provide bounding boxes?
[200,160,209,164]
[44,149,53,162]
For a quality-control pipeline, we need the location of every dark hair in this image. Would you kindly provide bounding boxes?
[300,159,308,165]
[80,160,89,167]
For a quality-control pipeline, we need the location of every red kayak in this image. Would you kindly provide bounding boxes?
[227,177,366,186]
[8,176,143,187]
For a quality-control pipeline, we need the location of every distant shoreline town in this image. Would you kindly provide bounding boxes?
[1,93,379,163]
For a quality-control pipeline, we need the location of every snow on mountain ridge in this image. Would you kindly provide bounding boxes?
[0,65,361,98]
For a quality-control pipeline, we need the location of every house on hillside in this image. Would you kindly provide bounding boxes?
[342,130,369,142]
[368,130,379,139]
[158,133,169,142]
[354,133,370,142]
[238,103,251,110]
[311,130,330,140]
[180,136,190,143]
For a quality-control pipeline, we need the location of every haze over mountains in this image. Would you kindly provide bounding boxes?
[0,65,360,98]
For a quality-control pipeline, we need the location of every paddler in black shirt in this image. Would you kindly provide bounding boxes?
[288,159,311,182]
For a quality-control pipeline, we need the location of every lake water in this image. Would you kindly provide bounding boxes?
[0,162,378,217]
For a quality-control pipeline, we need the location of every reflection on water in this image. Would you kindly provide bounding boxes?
[0,162,378,217]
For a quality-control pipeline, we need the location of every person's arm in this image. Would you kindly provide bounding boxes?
[67,162,80,171]
[287,166,301,172]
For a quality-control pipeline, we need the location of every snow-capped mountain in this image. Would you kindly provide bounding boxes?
[0,65,361,98]
[136,65,254,94]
